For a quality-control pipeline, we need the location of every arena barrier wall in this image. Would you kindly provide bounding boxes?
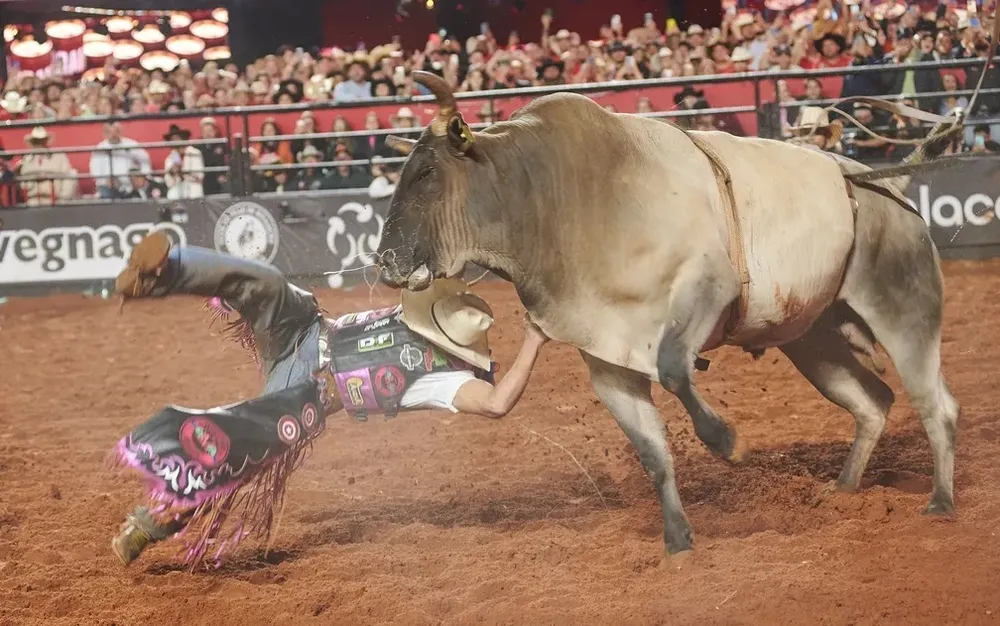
[0,158,998,299]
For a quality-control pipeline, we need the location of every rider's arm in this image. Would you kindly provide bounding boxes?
[452,316,549,418]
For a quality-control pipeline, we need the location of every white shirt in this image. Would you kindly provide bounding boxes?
[400,370,476,413]
[89,137,152,189]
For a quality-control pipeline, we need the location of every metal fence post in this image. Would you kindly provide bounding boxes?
[230,133,247,197]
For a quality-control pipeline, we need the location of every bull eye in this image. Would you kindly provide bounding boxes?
[414,169,433,184]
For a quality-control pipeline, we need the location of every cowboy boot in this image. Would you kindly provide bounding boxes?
[110,506,187,566]
[114,230,172,298]
[115,233,320,366]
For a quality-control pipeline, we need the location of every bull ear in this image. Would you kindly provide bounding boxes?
[447,112,475,154]
[385,135,417,155]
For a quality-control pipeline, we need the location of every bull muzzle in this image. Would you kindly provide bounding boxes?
[377,250,434,291]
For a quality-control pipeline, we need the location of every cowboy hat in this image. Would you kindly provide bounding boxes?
[1,91,27,114]
[730,46,753,63]
[163,123,191,141]
[390,106,417,124]
[789,106,843,149]
[814,32,847,54]
[674,85,705,105]
[199,116,219,129]
[297,143,323,162]
[24,125,50,143]
[400,278,494,371]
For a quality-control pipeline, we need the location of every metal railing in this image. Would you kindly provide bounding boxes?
[1,54,997,207]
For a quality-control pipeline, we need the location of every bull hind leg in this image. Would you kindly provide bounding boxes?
[656,257,744,463]
[583,352,693,554]
[842,242,960,514]
[779,308,896,491]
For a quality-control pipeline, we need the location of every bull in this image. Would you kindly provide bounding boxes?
[376,71,961,556]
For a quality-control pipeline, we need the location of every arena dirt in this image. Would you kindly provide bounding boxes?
[1,260,999,626]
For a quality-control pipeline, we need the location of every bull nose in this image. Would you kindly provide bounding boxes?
[377,256,406,288]
[405,264,433,291]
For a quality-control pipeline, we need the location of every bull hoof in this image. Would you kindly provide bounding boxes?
[810,480,855,508]
[922,498,955,516]
[702,425,745,465]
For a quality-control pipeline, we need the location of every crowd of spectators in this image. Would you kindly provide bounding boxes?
[0,0,998,205]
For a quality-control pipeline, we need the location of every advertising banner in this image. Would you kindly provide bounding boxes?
[1,157,998,298]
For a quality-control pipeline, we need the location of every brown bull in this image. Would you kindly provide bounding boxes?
[376,71,961,556]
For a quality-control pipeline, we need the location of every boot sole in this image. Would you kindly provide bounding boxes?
[115,231,172,297]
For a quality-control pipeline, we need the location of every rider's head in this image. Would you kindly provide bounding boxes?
[400,278,494,371]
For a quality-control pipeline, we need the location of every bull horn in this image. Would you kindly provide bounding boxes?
[385,135,417,155]
[412,70,456,136]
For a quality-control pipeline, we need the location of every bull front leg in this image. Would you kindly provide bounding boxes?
[656,256,745,464]
[583,352,693,555]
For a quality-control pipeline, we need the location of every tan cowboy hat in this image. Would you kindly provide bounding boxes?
[790,106,843,149]
[297,143,322,162]
[1,91,27,113]
[730,46,753,63]
[390,106,417,124]
[400,278,494,371]
[24,125,50,143]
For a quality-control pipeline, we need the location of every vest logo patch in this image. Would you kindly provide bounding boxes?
[358,332,394,353]
[373,366,405,398]
[345,376,365,406]
[399,344,425,372]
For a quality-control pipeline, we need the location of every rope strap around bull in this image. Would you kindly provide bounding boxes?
[807,17,1000,149]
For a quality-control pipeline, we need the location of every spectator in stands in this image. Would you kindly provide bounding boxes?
[90,121,151,200]
[963,38,1000,147]
[969,125,1000,154]
[319,145,371,190]
[939,73,968,117]
[19,126,76,206]
[125,166,167,200]
[291,144,325,191]
[257,154,290,193]
[788,107,843,153]
[258,118,294,164]
[842,102,889,161]
[840,33,883,100]
[389,106,420,137]
[0,92,28,121]
[291,112,327,165]
[333,60,373,101]
[162,124,204,200]
[768,45,802,72]
[198,117,227,195]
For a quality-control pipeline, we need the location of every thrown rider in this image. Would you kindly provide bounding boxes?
[110,230,549,568]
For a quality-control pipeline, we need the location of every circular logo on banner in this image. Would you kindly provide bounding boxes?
[178,416,231,468]
[373,365,405,399]
[213,201,280,263]
[277,415,301,445]
[301,403,319,434]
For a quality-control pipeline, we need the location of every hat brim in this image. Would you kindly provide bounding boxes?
[400,278,492,372]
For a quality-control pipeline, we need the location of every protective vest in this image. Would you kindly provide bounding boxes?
[320,305,495,420]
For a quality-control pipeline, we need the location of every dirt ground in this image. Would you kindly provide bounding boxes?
[1,259,999,626]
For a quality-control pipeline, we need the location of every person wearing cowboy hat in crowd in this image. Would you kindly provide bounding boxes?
[162,123,205,200]
[537,57,566,86]
[0,91,29,121]
[124,165,168,201]
[256,153,290,193]
[725,46,753,73]
[787,106,844,153]
[319,143,372,190]
[811,32,852,69]
[388,105,419,136]
[18,126,76,206]
[89,121,152,200]
[333,58,373,102]
[197,116,228,196]
[674,85,706,117]
[146,80,172,113]
[368,154,402,200]
[292,144,326,192]
[108,231,549,568]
